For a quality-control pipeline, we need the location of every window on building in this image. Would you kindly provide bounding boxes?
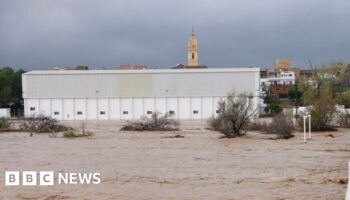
[123,111,128,115]
[192,53,195,59]
[77,111,83,115]
[54,112,59,115]
[30,107,35,111]
[169,110,175,115]
[100,111,106,115]
[289,74,292,77]
[147,111,152,114]
[193,110,199,114]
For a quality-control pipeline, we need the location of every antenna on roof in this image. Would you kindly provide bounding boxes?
[191,25,194,35]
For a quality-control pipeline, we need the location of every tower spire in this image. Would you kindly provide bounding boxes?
[187,30,199,66]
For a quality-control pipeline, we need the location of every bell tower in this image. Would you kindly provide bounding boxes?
[187,31,199,66]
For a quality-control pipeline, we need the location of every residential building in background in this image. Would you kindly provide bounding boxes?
[260,59,299,98]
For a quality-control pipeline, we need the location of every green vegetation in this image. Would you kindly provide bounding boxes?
[63,129,76,138]
[335,91,350,108]
[262,86,282,115]
[63,128,93,138]
[298,61,350,106]
[288,83,303,116]
[298,80,316,106]
[0,118,11,129]
[0,67,25,108]
[308,96,336,131]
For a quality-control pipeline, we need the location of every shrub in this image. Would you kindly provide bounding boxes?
[63,129,76,138]
[260,113,294,139]
[21,114,66,133]
[0,118,11,129]
[120,112,179,131]
[308,96,336,131]
[63,129,93,138]
[208,91,257,138]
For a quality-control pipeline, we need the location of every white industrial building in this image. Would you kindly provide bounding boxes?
[22,68,260,120]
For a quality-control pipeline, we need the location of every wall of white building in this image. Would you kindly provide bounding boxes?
[23,68,260,120]
[0,108,11,118]
[24,96,231,120]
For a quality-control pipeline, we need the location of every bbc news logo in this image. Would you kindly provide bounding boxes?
[5,171,101,186]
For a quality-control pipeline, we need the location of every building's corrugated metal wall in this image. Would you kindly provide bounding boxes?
[152,72,256,97]
[23,74,119,98]
[23,70,259,98]
[24,97,229,120]
[23,69,260,120]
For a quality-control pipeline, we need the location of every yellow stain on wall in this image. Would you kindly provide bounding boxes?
[117,74,152,97]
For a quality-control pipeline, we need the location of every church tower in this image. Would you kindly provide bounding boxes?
[187,31,199,66]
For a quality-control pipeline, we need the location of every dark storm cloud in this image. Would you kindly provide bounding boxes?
[0,0,349,70]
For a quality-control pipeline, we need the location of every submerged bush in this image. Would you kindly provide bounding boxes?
[21,115,67,133]
[121,112,179,131]
[0,118,11,129]
[260,113,294,139]
[63,129,76,138]
[63,129,93,138]
[208,91,257,138]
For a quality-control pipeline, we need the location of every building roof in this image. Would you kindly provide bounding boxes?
[24,67,260,75]
[171,64,208,69]
[117,64,147,70]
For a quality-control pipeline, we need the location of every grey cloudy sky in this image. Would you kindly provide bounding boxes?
[0,0,349,70]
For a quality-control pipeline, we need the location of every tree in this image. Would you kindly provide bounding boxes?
[298,79,316,106]
[335,91,350,108]
[209,91,257,137]
[288,83,303,116]
[314,61,347,98]
[262,86,282,115]
[345,64,350,79]
[0,67,25,108]
[298,61,349,106]
[308,96,336,131]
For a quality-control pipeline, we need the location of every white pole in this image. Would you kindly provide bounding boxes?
[346,161,350,200]
[303,116,306,143]
[308,115,311,139]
